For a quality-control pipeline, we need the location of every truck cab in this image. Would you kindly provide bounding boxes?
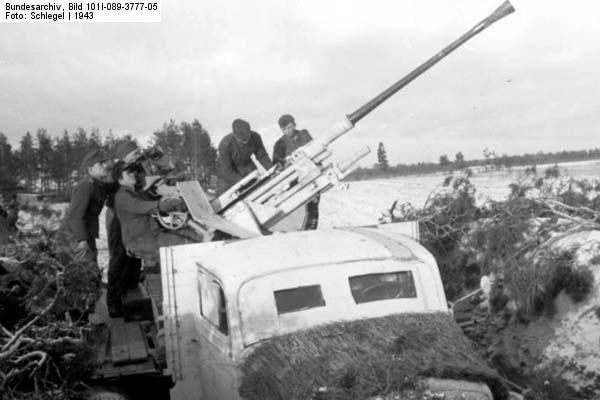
[160,222,462,400]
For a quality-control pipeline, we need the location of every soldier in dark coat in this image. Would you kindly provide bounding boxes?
[272,114,313,166]
[0,197,8,245]
[217,118,273,193]
[57,149,113,265]
[272,114,320,230]
[105,141,143,317]
[6,194,18,232]
[54,149,115,323]
[113,162,205,266]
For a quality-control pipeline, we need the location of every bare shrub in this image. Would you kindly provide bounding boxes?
[0,228,101,398]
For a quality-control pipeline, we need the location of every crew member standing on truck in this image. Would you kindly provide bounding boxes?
[217,118,273,193]
[0,196,9,245]
[272,114,320,230]
[57,149,114,266]
[113,162,205,266]
[104,141,143,318]
[6,194,19,232]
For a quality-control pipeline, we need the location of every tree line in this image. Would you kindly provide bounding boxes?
[356,143,600,180]
[3,126,599,199]
[0,119,217,200]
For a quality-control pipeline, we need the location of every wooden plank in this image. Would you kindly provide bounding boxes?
[178,181,214,218]
[123,287,145,302]
[94,331,109,367]
[125,323,149,363]
[143,273,162,300]
[95,359,157,379]
[110,323,130,365]
[178,181,259,239]
[143,273,163,317]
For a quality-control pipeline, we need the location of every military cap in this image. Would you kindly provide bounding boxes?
[115,140,140,163]
[81,149,107,170]
[232,118,251,133]
[278,114,295,128]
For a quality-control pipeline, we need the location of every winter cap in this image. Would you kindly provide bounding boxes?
[111,160,144,181]
[115,140,140,163]
[232,119,251,134]
[81,149,107,170]
[278,114,295,128]
[110,160,126,182]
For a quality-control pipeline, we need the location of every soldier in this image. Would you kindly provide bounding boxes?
[113,162,205,266]
[272,114,313,166]
[6,194,19,232]
[0,196,9,245]
[272,114,320,230]
[58,149,113,265]
[104,141,143,317]
[217,118,272,193]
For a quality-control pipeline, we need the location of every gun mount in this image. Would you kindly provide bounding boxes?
[157,1,515,238]
[92,4,517,399]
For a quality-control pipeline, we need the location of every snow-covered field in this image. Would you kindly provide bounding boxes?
[320,159,600,228]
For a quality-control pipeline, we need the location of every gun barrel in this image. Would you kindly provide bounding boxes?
[338,146,371,174]
[346,1,515,125]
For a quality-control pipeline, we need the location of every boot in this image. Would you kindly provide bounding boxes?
[107,296,123,318]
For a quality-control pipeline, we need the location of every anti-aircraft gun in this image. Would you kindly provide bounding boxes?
[90,3,516,400]
[157,0,515,241]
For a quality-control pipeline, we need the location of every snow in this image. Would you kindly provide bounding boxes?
[540,231,600,394]
[320,160,600,228]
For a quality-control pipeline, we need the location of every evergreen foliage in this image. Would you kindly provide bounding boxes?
[376,142,389,172]
[390,166,598,310]
[0,120,218,199]
[239,313,507,400]
[153,119,218,187]
[0,217,102,399]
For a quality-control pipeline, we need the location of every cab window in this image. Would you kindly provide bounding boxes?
[349,271,416,304]
[199,279,229,335]
[274,285,325,314]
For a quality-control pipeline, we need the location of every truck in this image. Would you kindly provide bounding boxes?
[88,2,515,399]
[92,222,502,400]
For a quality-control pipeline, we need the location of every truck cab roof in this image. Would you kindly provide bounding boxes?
[160,222,448,351]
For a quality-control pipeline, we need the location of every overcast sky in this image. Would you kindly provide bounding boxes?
[1,0,599,165]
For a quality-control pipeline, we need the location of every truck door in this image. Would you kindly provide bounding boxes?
[197,274,239,400]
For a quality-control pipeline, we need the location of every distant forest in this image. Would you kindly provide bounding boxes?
[1,125,600,200]
[348,143,600,181]
[0,120,217,200]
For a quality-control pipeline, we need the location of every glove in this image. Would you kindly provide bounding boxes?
[158,198,185,213]
[74,240,91,259]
